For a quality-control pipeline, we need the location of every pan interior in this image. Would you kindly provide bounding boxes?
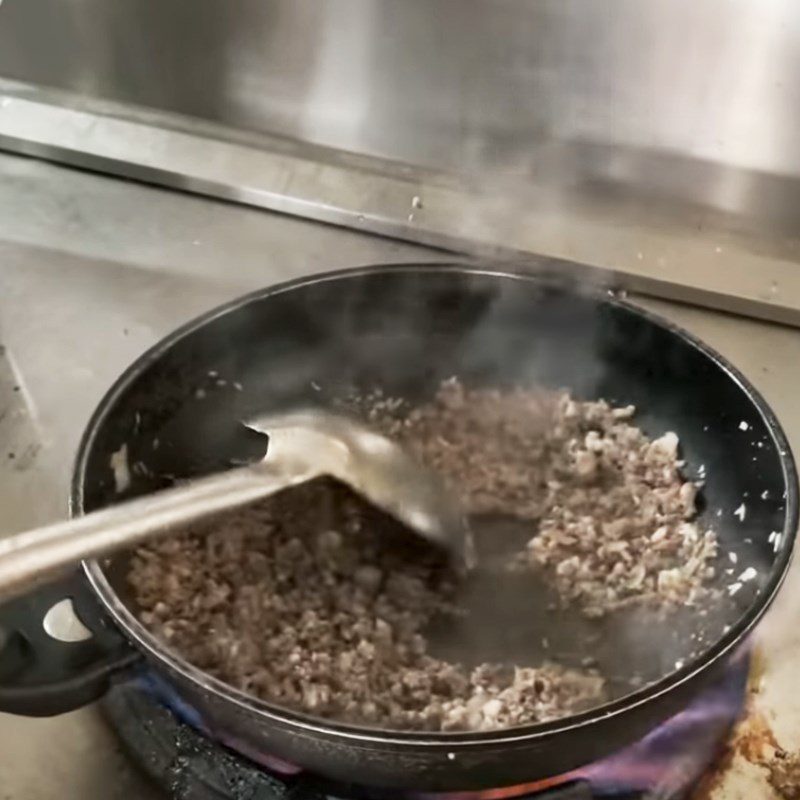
[78,268,793,725]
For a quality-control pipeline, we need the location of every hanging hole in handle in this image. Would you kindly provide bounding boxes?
[42,599,93,643]
[0,571,142,716]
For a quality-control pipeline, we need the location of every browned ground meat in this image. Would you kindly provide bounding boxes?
[128,379,717,731]
[360,379,717,617]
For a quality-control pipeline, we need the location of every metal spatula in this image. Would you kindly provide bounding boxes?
[0,410,470,602]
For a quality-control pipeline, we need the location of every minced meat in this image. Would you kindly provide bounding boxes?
[128,379,717,731]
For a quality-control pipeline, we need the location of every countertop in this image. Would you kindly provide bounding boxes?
[1,151,799,799]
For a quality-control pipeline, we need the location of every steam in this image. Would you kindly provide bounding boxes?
[441,149,621,300]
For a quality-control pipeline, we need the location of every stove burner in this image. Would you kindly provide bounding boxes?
[102,652,749,800]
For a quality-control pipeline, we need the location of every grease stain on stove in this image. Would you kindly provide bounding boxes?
[0,343,56,532]
[691,710,777,800]
[691,656,792,800]
[733,710,779,764]
[767,750,800,799]
[9,442,41,472]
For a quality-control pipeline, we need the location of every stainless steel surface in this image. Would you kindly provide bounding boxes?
[1,0,800,179]
[5,0,800,325]
[0,153,799,797]
[0,410,466,602]
[3,84,800,327]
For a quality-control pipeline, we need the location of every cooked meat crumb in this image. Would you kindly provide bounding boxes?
[129,480,603,731]
[128,379,717,731]
[360,379,718,617]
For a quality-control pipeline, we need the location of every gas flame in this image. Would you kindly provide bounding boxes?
[138,649,749,799]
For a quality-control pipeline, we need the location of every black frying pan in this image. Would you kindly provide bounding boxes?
[0,264,795,791]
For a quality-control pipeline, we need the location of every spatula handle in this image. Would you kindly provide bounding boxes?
[0,463,315,602]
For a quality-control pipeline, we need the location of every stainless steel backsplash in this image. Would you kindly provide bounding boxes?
[2,0,798,178]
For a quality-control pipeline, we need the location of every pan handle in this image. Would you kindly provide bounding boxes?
[0,571,141,716]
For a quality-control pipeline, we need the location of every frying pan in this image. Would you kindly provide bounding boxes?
[0,264,795,792]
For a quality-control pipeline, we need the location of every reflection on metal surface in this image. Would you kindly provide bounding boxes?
[2,2,800,325]
[2,86,800,327]
[2,0,800,179]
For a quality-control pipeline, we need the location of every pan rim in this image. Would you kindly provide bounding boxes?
[74,261,798,748]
